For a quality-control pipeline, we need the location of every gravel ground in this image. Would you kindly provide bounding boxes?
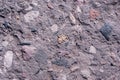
[0,0,120,80]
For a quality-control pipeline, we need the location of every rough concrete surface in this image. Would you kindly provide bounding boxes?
[0,0,120,80]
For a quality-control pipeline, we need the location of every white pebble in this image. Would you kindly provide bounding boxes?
[100,68,104,72]
[76,6,82,13]
[2,41,9,47]
[81,69,91,78]
[51,24,58,32]
[4,51,13,68]
[89,46,96,54]
[69,13,76,24]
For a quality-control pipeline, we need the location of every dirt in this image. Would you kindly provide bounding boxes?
[0,0,120,80]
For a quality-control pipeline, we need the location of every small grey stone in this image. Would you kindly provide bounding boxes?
[34,50,48,68]
[52,58,69,68]
[79,52,91,65]
[100,23,112,40]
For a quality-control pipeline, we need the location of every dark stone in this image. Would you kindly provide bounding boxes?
[0,8,10,17]
[100,23,112,40]
[3,21,11,29]
[52,57,69,68]
[2,21,13,32]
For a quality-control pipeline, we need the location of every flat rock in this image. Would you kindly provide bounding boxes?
[4,51,14,68]
[22,46,36,55]
[34,50,48,68]
[24,11,39,22]
[22,46,36,60]
[58,73,67,80]
[79,52,91,65]
[36,71,51,80]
